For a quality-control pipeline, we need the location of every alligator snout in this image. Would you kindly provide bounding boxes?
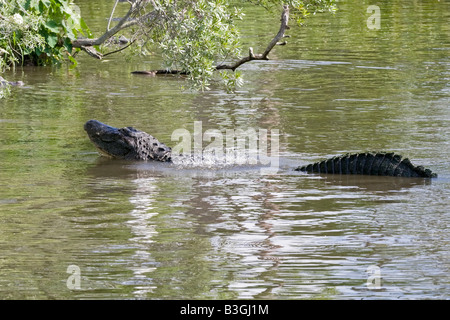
[84,119,109,135]
[83,119,97,132]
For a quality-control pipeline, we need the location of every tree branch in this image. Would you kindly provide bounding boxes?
[72,1,157,49]
[74,1,290,76]
[131,5,291,76]
[103,39,136,57]
[107,0,120,32]
[215,5,290,71]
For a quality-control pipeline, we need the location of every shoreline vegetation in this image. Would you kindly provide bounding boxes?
[0,0,336,91]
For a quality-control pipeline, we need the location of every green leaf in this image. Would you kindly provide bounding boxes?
[25,0,40,11]
[60,1,72,14]
[67,54,77,68]
[46,33,58,48]
[63,37,72,52]
[39,0,51,9]
[45,20,60,33]
[79,18,92,38]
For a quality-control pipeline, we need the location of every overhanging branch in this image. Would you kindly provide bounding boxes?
[79,2,291,76]
[72,1,157,49]
[131,5,291,76]
[215,5,290,71]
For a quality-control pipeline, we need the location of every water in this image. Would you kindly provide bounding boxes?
[0,1,449,299]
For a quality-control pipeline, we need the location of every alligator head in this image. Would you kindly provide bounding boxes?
[84,120,172,162]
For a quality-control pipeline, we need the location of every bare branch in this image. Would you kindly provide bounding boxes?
[261,5,290,57]
[215,5,290,71]
[80,46,102,59]
[103,39,136,57]
[73,1,157,48]
[107,0,120,32]
[120,10,159,29]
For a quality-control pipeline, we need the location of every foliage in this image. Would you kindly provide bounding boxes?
[0,0,91,71]
[142,0,243,90]
[129,0,336,90]
[0,0,336,90]
[0,81,10,98]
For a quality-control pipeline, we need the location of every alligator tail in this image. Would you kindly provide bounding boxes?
[295,152,437,178]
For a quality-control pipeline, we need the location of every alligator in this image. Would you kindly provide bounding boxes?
[84,120,437,178]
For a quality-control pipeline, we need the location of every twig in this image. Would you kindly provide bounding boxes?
[73,1,146,48]
[215,5,290,71]
[103,39,136,57]
[107,0,120,32]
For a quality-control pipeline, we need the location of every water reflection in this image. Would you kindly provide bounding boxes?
[125,176,159,297]
[82,156,447,299]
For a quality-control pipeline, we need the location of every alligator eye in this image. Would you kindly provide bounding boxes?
[119,127,137,136]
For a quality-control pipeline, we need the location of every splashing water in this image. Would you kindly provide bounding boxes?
[170,149,262,170]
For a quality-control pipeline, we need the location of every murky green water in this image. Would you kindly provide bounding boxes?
[0,1,449,299]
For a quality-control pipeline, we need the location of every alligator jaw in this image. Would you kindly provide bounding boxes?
[84,120,134,159]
